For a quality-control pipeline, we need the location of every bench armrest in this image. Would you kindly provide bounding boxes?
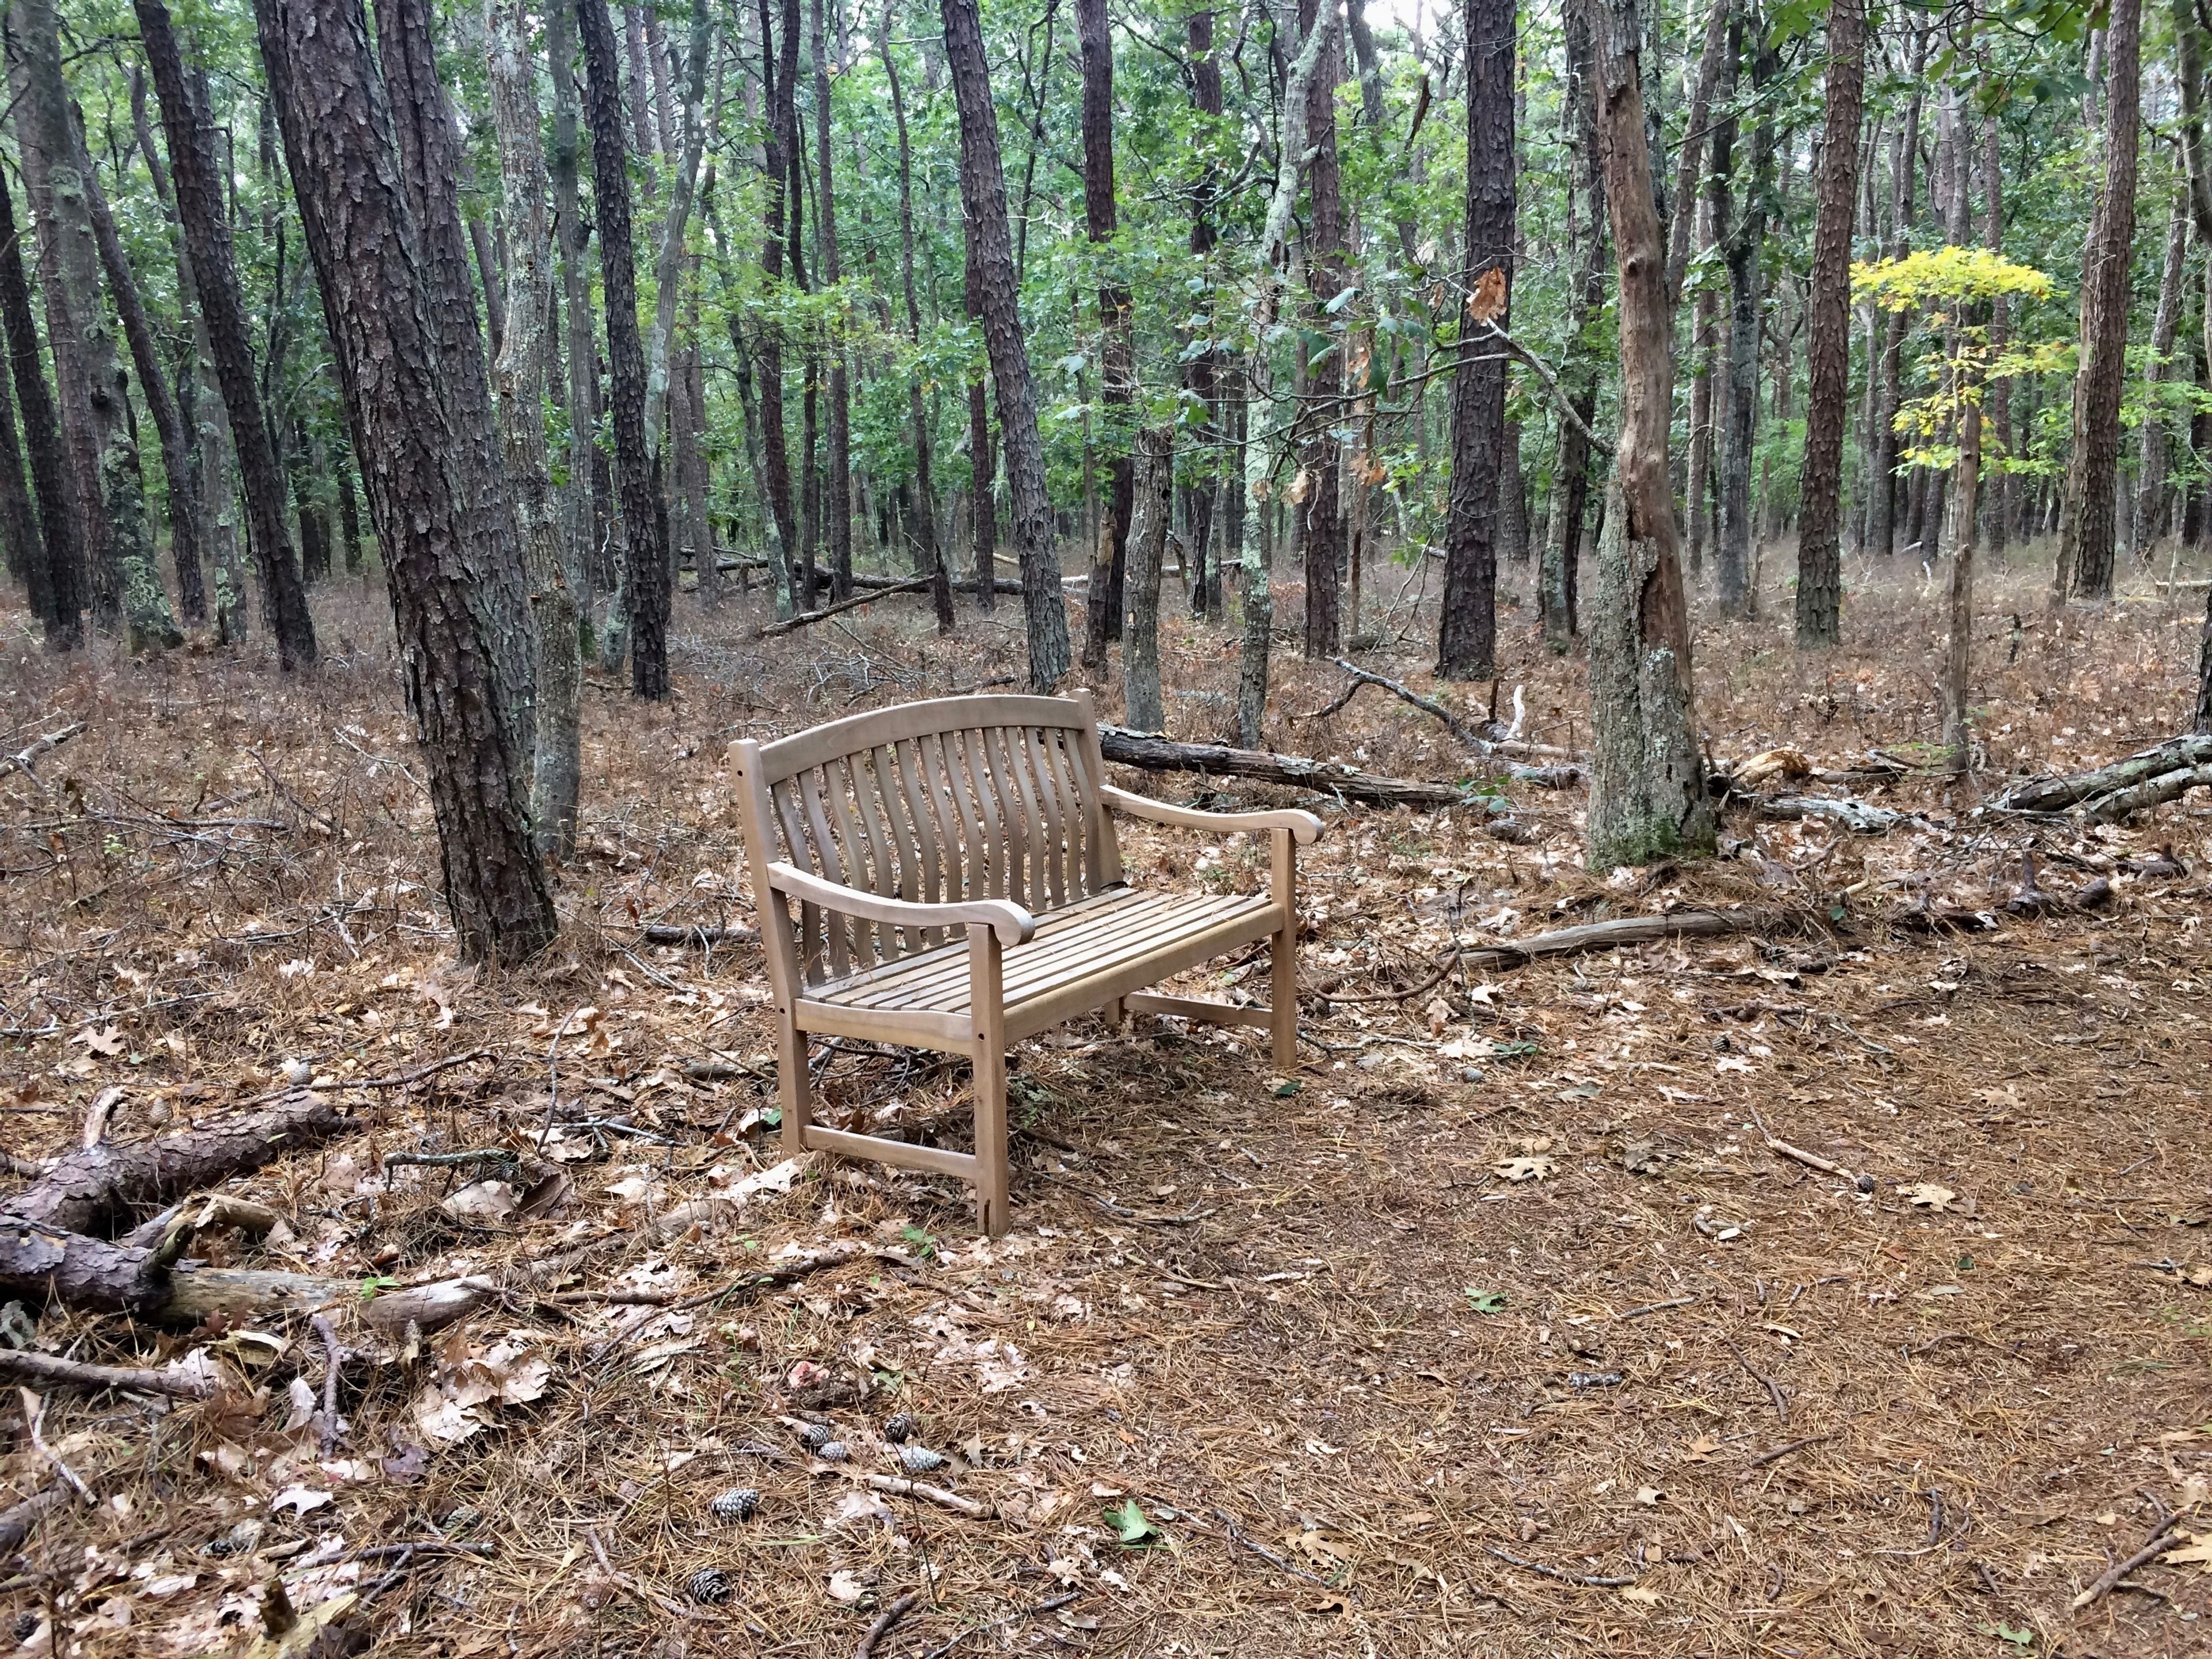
[1099,785,1324,845]
[764,861,1036,946]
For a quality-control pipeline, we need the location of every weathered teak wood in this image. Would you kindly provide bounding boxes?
[732,690,1323,1235]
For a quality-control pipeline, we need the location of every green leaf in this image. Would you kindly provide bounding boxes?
[1272,1079,1302,1097]
[358,1275,400,1300]
[900,1225,940,1261]
[1464,1288,1507,1315]
[1105,1498,1160,1546]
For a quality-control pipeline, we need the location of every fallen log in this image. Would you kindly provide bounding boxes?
[0,1484,66,1553]
[1993,734,2212,815]
[1097,726,1465,809]
[640,922,758,947]
[757,577,929,637]
[1755,794,1914,834]
[2075,763,2212,824]
[1304,660,1581,762]
[719,556,1023,596]
[0,1093,352,1313]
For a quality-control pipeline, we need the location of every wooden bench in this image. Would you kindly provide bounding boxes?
[732,691,1321,1234]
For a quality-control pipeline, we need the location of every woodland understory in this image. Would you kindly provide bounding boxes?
[4,554,2211,1658]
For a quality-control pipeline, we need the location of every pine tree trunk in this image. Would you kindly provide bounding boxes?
[335,444,364,573]
[1584,0,1714,869]
[1980,101,2011,554]
[2061,0,2139,601]
[377,0,533,736]
[1437,0,1513,680]
[0,161,75,646]
[1300,0,1345,660]
[1542,3,1604,652]
[487,0,583,857]
[1184,7,1223,621]
[134,0,315,668]
[1123,427,1172,733]
[1715,20,1772,619]
[812,0,851,601]
[1077,0,1134,664]
[253,0,555,962]
[1794,0,1863,647]
[881,11,953,631]
[14,0,180,650]
[941,0,1069,689]
[2134,195,2188,559]
[0,355,44,622]
[578,0,671,696]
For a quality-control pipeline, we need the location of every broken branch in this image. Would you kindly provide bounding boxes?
[0,1349,211,1399]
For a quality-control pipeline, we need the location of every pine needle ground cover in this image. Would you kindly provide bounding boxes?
[2,558,2207,1658]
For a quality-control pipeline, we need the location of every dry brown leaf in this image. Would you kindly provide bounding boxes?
[1466,266,1508,324]
[1494,1154,1556,1183]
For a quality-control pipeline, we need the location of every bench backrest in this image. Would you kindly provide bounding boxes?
[732,691,1124,990]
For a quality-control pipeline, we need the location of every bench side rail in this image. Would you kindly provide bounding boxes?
[733,692,1124,989]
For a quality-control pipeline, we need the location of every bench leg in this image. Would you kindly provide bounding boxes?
[968,923,1010,1236]
[1103,996,1124,1031]
[1270,828,1299,1070]
[776,1006,811,1159]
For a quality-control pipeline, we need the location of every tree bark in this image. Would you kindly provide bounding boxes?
[1793,0,1862,647]
[1980,87,2010,554]
[941,0,1069,689]
[13,0,181,652]
[82,157,206,627]
[1872,43,1923,559]
[1715,16,1772,619]
[756,0,804,614]
[578,0,672,696]
[0,344,45,624]
[1541,4,1604,652]
[1437,0,1513,680]
[0,161,71,646]
[487,0,583,858]
[1582,0,1714,868]
[1300,0,1346,661]
[1077,0,1134,668]
[1664,0,1729,319]
[1183,7,1223,620]
[2059,0,2139,601]
[375,0,535,738]
[881,10,955,632]
[548,0,609,643]
[255,0,557,963]
[2134,193,2188,556]
[134,0,315,669]
[813,0,852,601]
[1123,427,1172,732]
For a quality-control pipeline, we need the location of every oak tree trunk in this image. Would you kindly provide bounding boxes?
[1793,0,1863,646]
[1122,427,1172,733]
[134,0,316,668]
[1300,0,1345,660]
[941,0,1069,689]
[1437,0,1514,679]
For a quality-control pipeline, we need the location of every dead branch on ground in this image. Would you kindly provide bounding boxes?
[0,722,83,784]
[757,578,928,637]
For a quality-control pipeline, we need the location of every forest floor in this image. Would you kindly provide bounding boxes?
[3,543,2211,1659]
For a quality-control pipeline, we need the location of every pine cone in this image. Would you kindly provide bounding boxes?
[709,1488,760,1523]
[687,1567,733,1605]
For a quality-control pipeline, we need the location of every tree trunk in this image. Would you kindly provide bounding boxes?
[1714,16,1771,619]
[1184,6,1223,621]
[2134,193,2188,559]
[881,11,954,632]
[1437,0,1513,680]
[0,161,74,646]
[134,0,316,668]
[812,0,851,602]
[0,350,45,624]
[255,0,556,964]
[756,0,804,614]
[1583,0,1714,869]
[1122,427,1172,732]
[941,0,1069,689]
[82,157,205,627]
[1980,96,2010,554]
[1664,0,1730,319]
[1077,0,1134,666]
[14,0,181,651]
[1685,204,1717,577]
[967,283,998,611]
[376,0,533,737]
[487,0,582,858]
[578,0,672,696]
[1541,3,1604,652]
[548,0,609,646]
[2060,0,2140,601]
[335,443,364,573]
[1300,0,1345,660]
[1794,0,1863,647]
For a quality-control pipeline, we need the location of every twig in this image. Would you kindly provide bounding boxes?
[640,923,758,946]
[1317,658,1490,748]
[1743,1434,1834,1471]
[347,1047,494,1090]
[1211,1507,1342,1590]
[2070,1512,2187,1611]
[0,1484,65,1553]
[350,1540,496,1562]
[1474,322,1613,455]
[18,1389,92,1502]
[1719,1335,1789,1421]
[1615,1296,1696,1321]
[851,1472,991,1518]
[310,1315,344,1459]
[1741,1100,1857,1181]
[758,577,929,637]
[0,722,82,785]
[912,1592,1081,1659]
[854,1589,921,1659]
[1482,1544,1639,1588]
[0,1350,211,1400]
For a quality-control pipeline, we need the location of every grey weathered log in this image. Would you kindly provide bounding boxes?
[757,577,927,637]
[1097,728,1465,808]
[1756,794,1911,833]
[1457,908,1778,971]
[2077,764,2212,824]
[1993,734,2212,813]
[640,923,758,946]
[0,1483,66,1553]
[0,722,80,781]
